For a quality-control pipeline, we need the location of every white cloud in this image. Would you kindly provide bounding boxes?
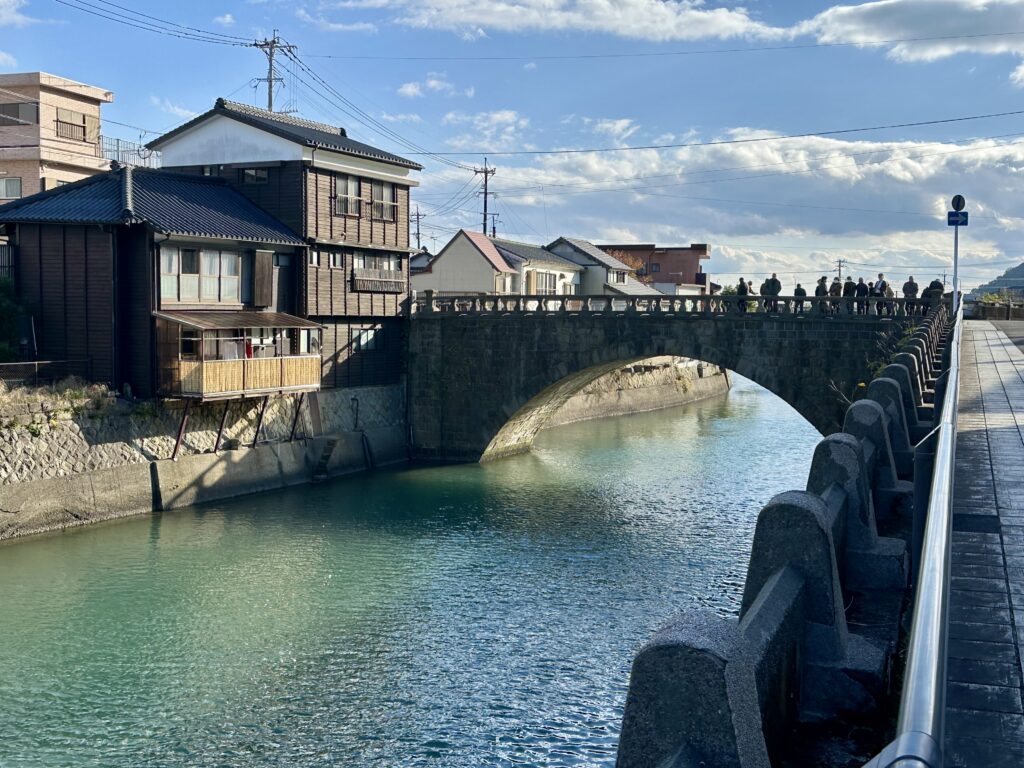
[443,109,531,151]
[295,7,377,32]
[592,118,640,145]
[383,0,787,42]
[398,72,474,98]
[0,0,33,26]
[381,111,422,123]
[212,13,235,27]
[149,95,198,120]
[0,50,14,67]
[523,61,537,71]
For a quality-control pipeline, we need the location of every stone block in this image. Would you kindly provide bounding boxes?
[867,377,913,479]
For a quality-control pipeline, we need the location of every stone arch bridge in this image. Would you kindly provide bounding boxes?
[408,293,928,462]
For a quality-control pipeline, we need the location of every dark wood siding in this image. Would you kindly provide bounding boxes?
[303,168,410,251]
[13,223,115,383]
[253,249,274,307]
[317,318,403,389]
[302,249,407,318]
[118,226,154,397]
[162,162,305,236]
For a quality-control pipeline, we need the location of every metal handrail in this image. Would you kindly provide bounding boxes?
[865,302,962,768]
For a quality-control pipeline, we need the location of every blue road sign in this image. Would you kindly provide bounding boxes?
[948,211,968,226]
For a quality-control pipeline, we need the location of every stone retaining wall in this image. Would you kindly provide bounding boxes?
[545,357,730,428]
[0,384,404,486]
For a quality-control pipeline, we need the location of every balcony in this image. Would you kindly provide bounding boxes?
[176,356,321,397]
[154,310,322,401]
[352,267,406,294]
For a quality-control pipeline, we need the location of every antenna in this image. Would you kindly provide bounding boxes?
[253,30,297,112]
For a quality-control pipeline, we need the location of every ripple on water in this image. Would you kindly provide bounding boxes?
[0,376,818,767]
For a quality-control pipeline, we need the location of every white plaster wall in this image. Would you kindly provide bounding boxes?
[411,235,498,294]
[157,115,305,166]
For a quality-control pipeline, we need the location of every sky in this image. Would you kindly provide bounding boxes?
[4,0,1024,291]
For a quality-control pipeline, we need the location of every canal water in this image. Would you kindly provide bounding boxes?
[0,377,819,767]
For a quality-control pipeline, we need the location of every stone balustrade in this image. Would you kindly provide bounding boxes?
[615,305,952,768]
[412,291,943,319]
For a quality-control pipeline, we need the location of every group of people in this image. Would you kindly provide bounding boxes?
[734,273,945,315]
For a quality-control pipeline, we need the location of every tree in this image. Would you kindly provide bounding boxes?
[605,249,654,284]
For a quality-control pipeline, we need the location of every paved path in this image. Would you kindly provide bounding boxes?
[945,321,1024,766]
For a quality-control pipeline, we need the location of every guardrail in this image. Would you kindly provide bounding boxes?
[0,358,92,386]
[412,291,943,318]
[863,302,962,768]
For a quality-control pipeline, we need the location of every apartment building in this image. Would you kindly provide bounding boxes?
[0,72,114,203]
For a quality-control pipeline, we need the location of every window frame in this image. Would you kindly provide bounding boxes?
[371,181,397,222]
[352,327,384,352]
[334,174,361,217]
[0,177,22,199]
[535,271,558,296]
[0,102,39,127]
[242,168,269,185]
[159,245,239,305]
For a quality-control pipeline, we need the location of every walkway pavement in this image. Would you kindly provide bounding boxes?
[945,321,1024,767]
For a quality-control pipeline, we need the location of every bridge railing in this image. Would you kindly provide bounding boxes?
[411,291,942,318]
[863,301,963,768]
[615,304,955,767]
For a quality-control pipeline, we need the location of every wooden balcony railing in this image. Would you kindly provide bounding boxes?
[412,292,947,320]
[352,267,406,294]
[175,355,321,398]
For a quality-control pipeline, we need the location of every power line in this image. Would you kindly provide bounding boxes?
[408,108,1024,157]
[53,0,251,45]
[305,29,1024,62]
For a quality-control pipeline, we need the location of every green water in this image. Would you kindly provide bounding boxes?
[0,377,820,767]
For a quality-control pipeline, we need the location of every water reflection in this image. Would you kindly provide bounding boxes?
[0,376,819,767]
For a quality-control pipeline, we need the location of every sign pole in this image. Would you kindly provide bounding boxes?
[953,223,959,312]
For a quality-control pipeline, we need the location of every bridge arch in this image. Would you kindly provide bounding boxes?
[408,311,912,463]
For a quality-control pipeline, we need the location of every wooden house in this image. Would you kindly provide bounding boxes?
[0,165,321,406]
[147,99,422,389]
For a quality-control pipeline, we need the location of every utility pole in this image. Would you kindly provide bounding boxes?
[487,212,499,238]
[429,235,439,251]
[474,158,496,235]
[835,257,846,281]
[253,31,296,112]
[413,205,423,250]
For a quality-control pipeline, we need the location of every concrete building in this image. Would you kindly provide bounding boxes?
[413,229,660,297]
[597,242,711,295]
[0,72,115,203]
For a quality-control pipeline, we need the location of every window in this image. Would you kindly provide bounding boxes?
[0,102,38,127]
[242,168,268,185]
[535,271,557,295]
[0,177,22,199]
[181,331,199,359]
[55,107,98,143]
[353,327,383,352]
[335,175,361,216]
[610,270,627,284]
[201,166,216,176]
[273,254,292,267]
[309,251,320,267]
[371,181,397,221]
[353,252,399,271]
[650,263,661,273]
[330,252,345,269]
[159,245,237,303]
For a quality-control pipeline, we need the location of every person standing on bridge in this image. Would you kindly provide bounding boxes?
[758,278,769,312]
[903,275,919,315]
[767,272,782,313]
[736,278,749,313]
[855,277,869,315]
[815,276,829,315]
[828,276,842,315]
[842,275,856,314]
[874,273,889,316]
[794,283,806,314]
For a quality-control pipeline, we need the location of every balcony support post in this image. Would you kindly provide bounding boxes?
[289,393,305,442]
[172,399,192,461]
[214,400,231,452]
[252,395,270,448]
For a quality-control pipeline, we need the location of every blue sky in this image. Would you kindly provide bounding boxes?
[5,0,1024,290]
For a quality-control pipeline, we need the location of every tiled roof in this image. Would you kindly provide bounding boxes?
[550,237,630,271]
[492,237,582,270]
[0,166,305,246]
[461,229,516,273]
[608,277,665,296]
[147,98,423,171]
